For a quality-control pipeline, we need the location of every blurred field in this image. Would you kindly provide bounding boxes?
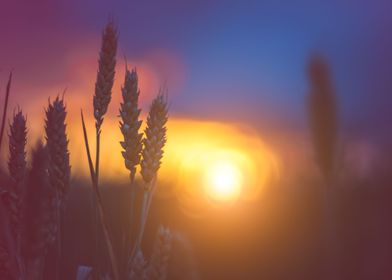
[38,166,392,280]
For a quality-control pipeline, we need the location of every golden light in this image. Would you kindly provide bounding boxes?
[204,159,243,202]
[23,110,280,215]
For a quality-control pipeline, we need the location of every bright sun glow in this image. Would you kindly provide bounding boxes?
[205,160,243,202]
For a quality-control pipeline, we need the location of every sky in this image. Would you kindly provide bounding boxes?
[1,0,392,143]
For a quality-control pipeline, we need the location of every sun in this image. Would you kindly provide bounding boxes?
[204,160,243,202]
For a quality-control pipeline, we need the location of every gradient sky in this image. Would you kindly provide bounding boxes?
[1,0,392,143]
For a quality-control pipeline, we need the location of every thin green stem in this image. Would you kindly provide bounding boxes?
[123,176,136,277]
[130,177,156,261]
[81,111,120,280]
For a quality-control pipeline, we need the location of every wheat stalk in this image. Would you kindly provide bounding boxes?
[119,67,143,275]
[87,19,119,280]
[131,92,168,260]
[6,109,27,239]
[93,19,117,185]
[146,226,172,280]
[44,96,70,280]
[6,109,27,279]
[81,111,120,280]
[24,142,57,279]
[88,20,118,280]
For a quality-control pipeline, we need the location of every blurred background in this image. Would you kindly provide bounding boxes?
[1,0,392,279]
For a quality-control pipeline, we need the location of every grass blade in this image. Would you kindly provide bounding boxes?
[0,72,13,153]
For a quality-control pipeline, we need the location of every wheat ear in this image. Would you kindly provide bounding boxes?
[6,109,27,239]
[93,19,117,184]
[120,67,143,182]
[93,20,118,130]
[119,67,143,274]
[45,96,70,210]
[140,93,168,185]
[90,21,118,279]
[132,92,168,259]
[146,226,172,280]
[6,109,27,279]
[45,96,70,279]
[0,244,14,280]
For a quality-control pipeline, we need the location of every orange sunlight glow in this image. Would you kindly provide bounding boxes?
[25,109,280,215]
[204,158,243,202]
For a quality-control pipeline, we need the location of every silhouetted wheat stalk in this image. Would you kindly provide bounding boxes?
[146,226,172,280]
[93,20,118,186]
[81,20,119,280]
[6,110,27,238]
[24,142,57,279]
[131,92,168,261]
[119,67,143,275]
[6,109,27,279]
[45,96,71,280]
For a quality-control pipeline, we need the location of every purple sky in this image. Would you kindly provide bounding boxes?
[1,0,392,142]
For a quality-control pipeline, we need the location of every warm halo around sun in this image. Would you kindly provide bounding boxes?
[204,159,243,203]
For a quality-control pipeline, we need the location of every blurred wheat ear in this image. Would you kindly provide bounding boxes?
[24,142,57,279]
[0,244,14,279]
[307,55,341,280]
[146,226,172,280]
[307,55,338,182]
[128,250,147,280]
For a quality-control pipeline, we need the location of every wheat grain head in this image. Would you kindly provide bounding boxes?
[140,92,168,186]
[93,21,118,130]
[120,68,143,181]
[6,109,27,238]
[45,96,70,210]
